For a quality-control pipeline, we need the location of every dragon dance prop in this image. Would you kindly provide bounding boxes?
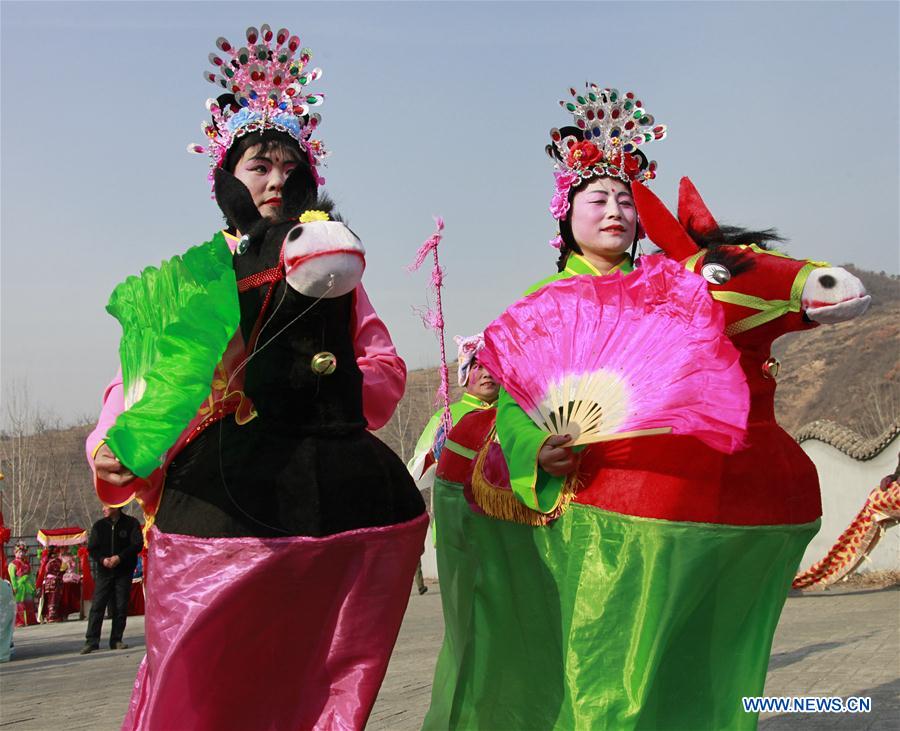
[793,475,900,589]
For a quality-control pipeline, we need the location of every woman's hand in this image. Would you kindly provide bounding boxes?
[94,444,136,487]
[538,435,577,477]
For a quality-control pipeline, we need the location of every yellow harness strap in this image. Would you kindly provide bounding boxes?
[684,247,824,337]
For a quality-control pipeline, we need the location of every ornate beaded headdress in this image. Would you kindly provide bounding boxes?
[188,24,328,188]
[548,84,667,222]
[454,333,485,387]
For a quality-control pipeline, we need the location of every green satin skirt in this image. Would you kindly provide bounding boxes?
[424,478,818,730]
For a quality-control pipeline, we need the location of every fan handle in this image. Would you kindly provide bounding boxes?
[572,426,672,446]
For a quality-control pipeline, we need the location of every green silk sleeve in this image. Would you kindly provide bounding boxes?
[408,409,443,473]
[104,234,240,478]
[495,388,564,513]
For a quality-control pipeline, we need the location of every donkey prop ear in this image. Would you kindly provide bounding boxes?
[677,177,719,236]
[214,167,263,234]
[280,165,319,220]
[631,182,699,261]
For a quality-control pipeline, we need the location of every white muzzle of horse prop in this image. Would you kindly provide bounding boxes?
[801,266,871,324]
[283,221,366,299]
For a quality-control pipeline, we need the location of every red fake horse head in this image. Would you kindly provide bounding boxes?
[633,177,871,421]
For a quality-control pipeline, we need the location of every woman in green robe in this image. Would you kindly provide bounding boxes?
[424,85,814,730]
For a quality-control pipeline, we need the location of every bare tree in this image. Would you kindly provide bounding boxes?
[381,393,421,463]
[376,367,452,462]
[860,381,900,439]
[53,459,76,526]
[78,469,100,526]
[42,426,100,529]
[0,382,55,535]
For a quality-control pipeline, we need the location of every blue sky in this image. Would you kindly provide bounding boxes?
[2,1,898,423]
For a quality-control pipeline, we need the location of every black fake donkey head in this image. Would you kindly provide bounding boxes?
[213,164,368,428]
[214,162,365,294]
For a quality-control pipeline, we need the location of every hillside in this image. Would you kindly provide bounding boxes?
[772,266,899,434]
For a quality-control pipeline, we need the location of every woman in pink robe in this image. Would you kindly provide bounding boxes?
[85,25,427,731]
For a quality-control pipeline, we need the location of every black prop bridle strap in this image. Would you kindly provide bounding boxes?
[236,244,287,352]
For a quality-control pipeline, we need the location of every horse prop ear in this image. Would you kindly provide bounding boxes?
[280,166,318,220]
[631,182,699,261]
[214,167,263,234]
[677,177,719,236]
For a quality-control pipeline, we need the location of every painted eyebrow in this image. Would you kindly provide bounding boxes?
[246,154,300,164]
[587,191,634,200]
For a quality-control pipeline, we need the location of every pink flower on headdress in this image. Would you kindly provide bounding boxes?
[548,235,563,250]
[550,170,580,219]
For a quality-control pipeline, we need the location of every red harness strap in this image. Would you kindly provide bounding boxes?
[235,245,287,352]
[237,266,283,293]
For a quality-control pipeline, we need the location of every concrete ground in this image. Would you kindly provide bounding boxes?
[0,585,896,730]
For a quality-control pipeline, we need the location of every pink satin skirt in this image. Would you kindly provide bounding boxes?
[123,515,428,731]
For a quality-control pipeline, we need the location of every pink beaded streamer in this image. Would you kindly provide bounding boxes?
[408,218,453,439]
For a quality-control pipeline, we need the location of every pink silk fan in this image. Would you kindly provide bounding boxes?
[479,255,749,453]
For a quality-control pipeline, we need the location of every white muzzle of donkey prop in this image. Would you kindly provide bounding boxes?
[282,220,366,299]
[801,266,871,324]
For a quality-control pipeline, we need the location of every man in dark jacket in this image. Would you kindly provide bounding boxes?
[80,506,142,654]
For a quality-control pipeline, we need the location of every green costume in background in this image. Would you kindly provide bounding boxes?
[7,554,37,628]
[7,564,35,605]
[407,393,496,477]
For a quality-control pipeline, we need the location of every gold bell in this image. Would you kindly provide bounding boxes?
[761,356,781,380]
[311,351,337,376]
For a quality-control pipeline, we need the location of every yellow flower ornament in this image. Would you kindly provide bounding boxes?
[299,210,330,223]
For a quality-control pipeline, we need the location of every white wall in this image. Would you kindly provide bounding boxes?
[415,466,439,580]
[421,523,438,580]
[798,434,900,573]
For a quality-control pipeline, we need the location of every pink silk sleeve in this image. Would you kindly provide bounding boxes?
[85,368,125,469]
[353,284,407,431]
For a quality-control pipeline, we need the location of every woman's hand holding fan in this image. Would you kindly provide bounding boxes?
[539,434,579,476]
[478,256,749,454]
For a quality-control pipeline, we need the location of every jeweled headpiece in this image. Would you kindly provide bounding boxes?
[548,84,667,220]
[188,25,328,188]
